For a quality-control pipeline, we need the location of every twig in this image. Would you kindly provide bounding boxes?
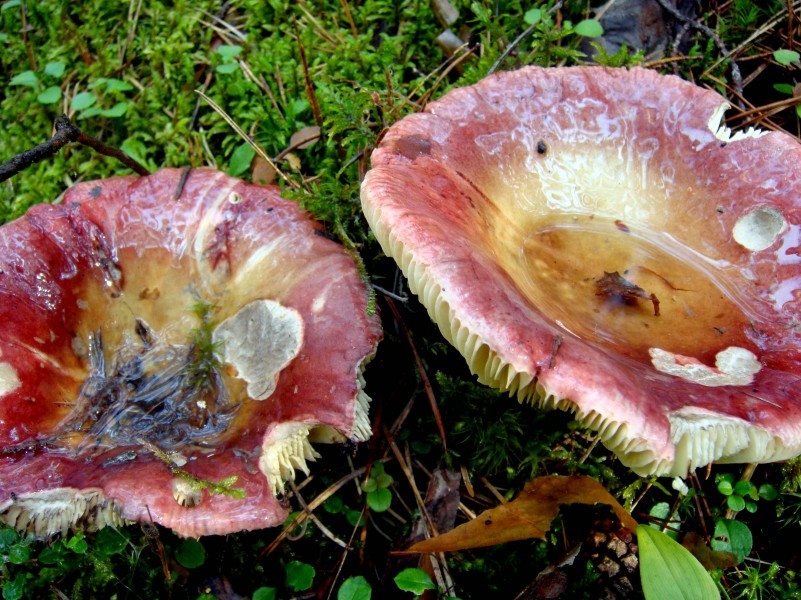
[487,0,566,75]
[289,479,348,548]
[654,0,744,104]
[260,458,391,558]
[0,114,149,183]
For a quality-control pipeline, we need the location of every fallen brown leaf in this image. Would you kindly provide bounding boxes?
[405,475,637,553]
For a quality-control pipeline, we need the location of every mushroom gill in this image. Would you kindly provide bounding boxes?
[0,168,381,538]
[361,66,801,476]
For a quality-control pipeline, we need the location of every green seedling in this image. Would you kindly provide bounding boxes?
[362,462,393,513]
[716,473,777,513]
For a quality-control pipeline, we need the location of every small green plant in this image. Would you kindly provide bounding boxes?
[284,560,315,592]
[214,44,243,74]
[716,472,778,513]
[711,519,752,564]
[362,462,394,512]
[0,526,132,599]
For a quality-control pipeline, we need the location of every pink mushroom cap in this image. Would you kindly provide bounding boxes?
[0,168,381,537]
[361,66,801,476]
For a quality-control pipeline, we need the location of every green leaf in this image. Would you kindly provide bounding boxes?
[394,568,436,595]
[361,478,378,493]
[2,573,26,600]
[573,19,604,38]
[716,480,733,495]
[338,575,372,600]
[44,62,65,78]
[99,102,129,118]
[324,496,345,514]
[726,494,745,512]
[216,62,240,74]
[0,528,19,550]
[758,484,778,501]
[6,544,29,564]
[217,44,242,61]
[1,0,21,11]
[102,78,134,92]
[78,106,102,118]
[37,86,62,104]
[375,473,393,489]
[774,49,800,66]
[65,533,88,554]
[773,83,795,95]
[711,519,752,564]
[252,586,277,600]
[733,480,754,497]
[71,91,97,111]
[229,142,255,176]
[120,137,149,166]
[523,8,542,26]
[175,538,205,569]
[648,502,679,539]
[285,560,315,592]
[367,487,392,512]
[346,509,365,527]
[95,527,129,557]
[636,525,719,600]
[9,70,39,88]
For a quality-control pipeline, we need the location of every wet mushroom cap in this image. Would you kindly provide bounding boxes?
[361,66,801,476]
[0,168,381,537]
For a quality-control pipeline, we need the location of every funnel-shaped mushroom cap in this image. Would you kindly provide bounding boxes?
[0,168,381,537]
[361,66,801,476]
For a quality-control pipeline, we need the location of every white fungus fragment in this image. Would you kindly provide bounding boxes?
[649,346,762,387]
[212,299,303,400]
[732,207,786,251]
[0,361,21,396]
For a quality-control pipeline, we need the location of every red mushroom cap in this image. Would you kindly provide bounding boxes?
[0,168,381,537]
[361,66,801,476]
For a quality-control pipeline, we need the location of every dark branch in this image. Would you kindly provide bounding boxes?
[0,114,149,184]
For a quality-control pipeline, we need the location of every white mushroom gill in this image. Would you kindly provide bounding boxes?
[259,422,322,495]
[0,489,127,539]
[707,102,768,143]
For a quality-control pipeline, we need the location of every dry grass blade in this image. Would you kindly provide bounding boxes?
[296,32,324,129]
[260,460,389,558]
[385,297,447,452]
[197,8,248,43]
[195,89,297,189]
[289,479,348,549]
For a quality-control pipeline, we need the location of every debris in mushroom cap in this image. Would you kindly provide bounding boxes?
[0,168,381,538]
[361,65,801,477]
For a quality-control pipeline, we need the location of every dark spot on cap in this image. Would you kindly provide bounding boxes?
[89,186,103,199]
[537,139,547,154]
[395,135,431,160]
